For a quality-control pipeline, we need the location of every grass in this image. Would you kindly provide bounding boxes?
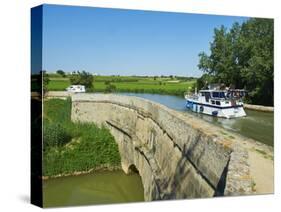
[220,130,229,136]
[43,98,121,177]
[251,181,256,192]
[255,148,267,155]
[47,75,196,96]
[254,148,273,160]
[48,80,71,91]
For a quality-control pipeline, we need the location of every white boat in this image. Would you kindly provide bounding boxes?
[66,85,86,93]
[185,85,246,118]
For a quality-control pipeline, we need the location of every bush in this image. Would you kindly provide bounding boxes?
[43,123,71,150]
[104,80,111,85]
[105,83,117,93]
[56,70,66,77]
[70,71,94,90]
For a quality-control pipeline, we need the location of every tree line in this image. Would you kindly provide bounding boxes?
[197,18,273,106]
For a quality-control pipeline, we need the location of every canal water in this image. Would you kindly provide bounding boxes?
[43,170,144,207]
[121,93,274,146]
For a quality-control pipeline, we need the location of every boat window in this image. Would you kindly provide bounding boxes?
[212,92,225,98]
[219,92,225,98]
[211,100,215,104]
[212,92,219,98]
[216,101,221,105]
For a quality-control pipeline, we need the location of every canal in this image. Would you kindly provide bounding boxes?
[43,170,144,207]
[121,93,274,146]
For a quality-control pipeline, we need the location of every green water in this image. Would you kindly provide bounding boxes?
[121,93,274,146]
[196,109,274,146]
[43,170,144,207]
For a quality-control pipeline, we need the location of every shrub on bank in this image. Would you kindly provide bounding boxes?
[43,123,71,150]
[43,98,121,177]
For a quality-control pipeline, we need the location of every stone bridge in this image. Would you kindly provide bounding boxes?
[70,93,273,201]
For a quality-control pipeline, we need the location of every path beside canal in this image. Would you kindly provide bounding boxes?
[181,111,274,194]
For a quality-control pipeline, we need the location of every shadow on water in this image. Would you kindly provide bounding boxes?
[120,93,273,146]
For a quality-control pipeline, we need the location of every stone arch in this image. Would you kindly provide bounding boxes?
[71,94,255,199]
[127,164,140,174]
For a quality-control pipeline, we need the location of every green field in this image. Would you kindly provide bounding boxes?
[43,98,121,177]
[47,75,196,96]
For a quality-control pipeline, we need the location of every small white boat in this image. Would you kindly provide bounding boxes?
[66,85,86,93]
[185,84,246,118]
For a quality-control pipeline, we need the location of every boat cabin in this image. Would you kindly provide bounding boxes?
[198,89,246,106]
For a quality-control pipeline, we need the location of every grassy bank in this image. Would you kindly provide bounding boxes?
[47,75,196,96]
[43,98,121,177]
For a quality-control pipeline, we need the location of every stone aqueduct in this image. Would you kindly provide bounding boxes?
[70,93,255,200]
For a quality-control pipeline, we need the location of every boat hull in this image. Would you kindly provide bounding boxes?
[186,99,246,118]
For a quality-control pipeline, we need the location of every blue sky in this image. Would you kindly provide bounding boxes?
[42,4,248,77]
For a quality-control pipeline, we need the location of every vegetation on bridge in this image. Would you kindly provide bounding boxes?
[43,98,121,177]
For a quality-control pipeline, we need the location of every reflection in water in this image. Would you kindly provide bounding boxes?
[120,93,273,146]
[43,170,144,207]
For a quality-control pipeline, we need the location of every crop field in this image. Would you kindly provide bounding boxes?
[47,75,196,96]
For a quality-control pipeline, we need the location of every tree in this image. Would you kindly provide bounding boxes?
[70,71,94,91]
[196,73,215,90]
[239,19,274,105]
[105,83,116,93]
[56,70,66,77]
[197,18,273,106]
[198,25,240,85]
